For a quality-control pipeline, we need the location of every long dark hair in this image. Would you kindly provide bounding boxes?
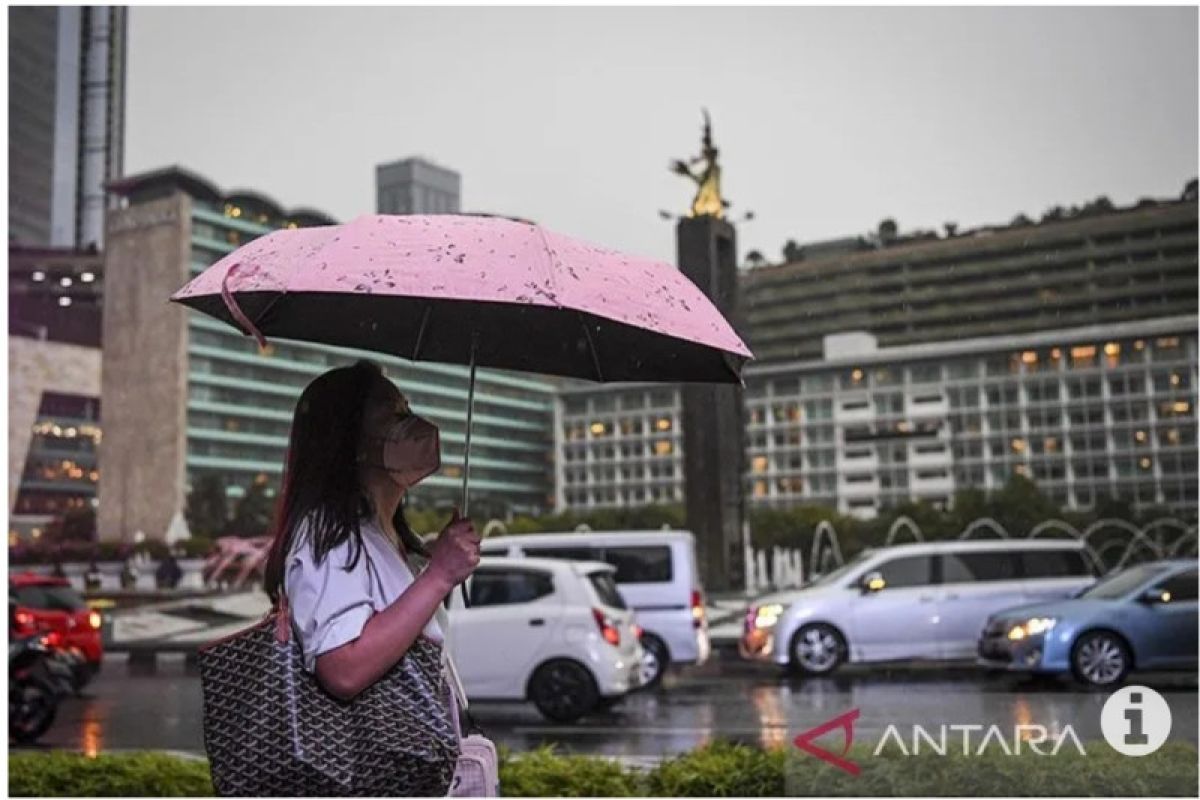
[263,360,428,604]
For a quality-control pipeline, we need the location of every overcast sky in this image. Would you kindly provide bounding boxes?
[126,6,1198,264]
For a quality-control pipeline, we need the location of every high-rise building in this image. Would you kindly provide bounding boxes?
[7,6,127,249]
[98,167,555,542]
[376,158,460,215]
[556,190,1199,520]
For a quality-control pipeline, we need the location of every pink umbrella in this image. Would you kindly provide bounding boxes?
[172,214,752,513]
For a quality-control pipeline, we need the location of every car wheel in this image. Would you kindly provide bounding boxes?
[790,623,846,676]
[1071,631,1132,687]
[637,634,670,690]
[529,659,600,723]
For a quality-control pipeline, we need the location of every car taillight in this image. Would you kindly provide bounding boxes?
[41,631,63,648]
[592,608,621,647]
[691,589,705,628]
[89,611,103,630]
[632,624,643,639]
[14,610,34,628]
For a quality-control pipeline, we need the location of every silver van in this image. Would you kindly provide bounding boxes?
[480,530,709,686]
[740,539,1100,674]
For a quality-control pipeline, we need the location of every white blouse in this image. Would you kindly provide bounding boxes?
[283,515,467,709]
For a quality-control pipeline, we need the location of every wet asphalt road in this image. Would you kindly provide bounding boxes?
[16,651,1198,759]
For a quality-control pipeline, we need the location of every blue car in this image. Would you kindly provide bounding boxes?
[979,559,1198,687]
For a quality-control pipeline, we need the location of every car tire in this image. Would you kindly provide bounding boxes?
[789,623,847,676]
[1071,631,1132,688]
[529,659,600,723]
[636,634,670,690]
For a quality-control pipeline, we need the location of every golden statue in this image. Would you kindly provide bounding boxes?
[671,109,728,218]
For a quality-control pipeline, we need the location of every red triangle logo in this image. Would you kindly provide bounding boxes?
[793,708,861,776]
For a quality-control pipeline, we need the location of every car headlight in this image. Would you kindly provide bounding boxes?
[753,603,786,629]
[1007,617,1057,641]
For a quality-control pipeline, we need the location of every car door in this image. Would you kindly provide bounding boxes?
[1136,568,1198,668]
[448,567,561,699]
[847,554,940,661]
[936,550,1026,659]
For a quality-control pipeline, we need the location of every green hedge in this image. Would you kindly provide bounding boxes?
[8,752,214,797]
[9,740,1199,797]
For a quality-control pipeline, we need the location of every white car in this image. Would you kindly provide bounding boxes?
[480,530,710,687]
[741,540,1100,674]
[447,557,644,722]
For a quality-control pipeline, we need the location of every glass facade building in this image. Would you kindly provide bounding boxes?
[7,6,126,249]
[557,319,1198,520]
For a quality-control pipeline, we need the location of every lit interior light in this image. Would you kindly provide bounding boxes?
[31,271,46,282]
[1135,430,1147,443]
[58,297,72,307]
[1103,343,1120,356]
[80,272,95,283]
[1140,458,1152,470]
[1021,351,1038,364]
[1170,374,1181,386]
[60,276,73,287]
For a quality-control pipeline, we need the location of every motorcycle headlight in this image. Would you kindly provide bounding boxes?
[1007,617,1057,641]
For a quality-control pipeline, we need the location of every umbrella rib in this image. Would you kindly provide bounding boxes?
[576,312,605,382]
[412,304,432,361]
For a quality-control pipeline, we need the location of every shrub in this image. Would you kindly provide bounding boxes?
[8,739,1197,797]
[8,752,214,797]
[648,740,787,796]
[498,745,640,797]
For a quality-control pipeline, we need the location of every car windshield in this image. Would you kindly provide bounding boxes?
[1080,563,1170,600]
[13,584,87,611]
[808,550,875,587]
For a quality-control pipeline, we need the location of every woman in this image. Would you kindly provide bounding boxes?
[261,359,480,709]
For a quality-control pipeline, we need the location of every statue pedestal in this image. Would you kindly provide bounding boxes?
[676,216,746,593]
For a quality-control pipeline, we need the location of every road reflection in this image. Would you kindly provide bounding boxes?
[16,655,1198,759]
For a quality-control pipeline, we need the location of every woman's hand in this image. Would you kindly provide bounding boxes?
[427,508,480,587]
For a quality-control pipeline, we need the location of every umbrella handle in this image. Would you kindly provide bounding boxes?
[220,262,269,351]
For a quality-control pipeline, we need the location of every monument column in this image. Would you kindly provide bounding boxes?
[677,216,746,593]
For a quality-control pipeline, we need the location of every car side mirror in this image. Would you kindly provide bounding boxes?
[860,571,886,594]
[1138,587,1171,605]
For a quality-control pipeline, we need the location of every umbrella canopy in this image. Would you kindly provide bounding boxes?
[171,214,751,384]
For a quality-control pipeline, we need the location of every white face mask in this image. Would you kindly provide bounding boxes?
[360,414,441,490]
